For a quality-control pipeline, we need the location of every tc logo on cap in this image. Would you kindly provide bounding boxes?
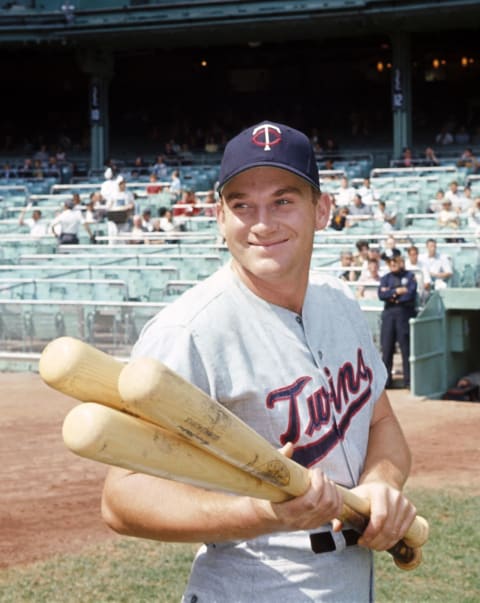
[252,124,282,151]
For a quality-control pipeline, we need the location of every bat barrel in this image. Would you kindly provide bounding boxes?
[39,336,123,407]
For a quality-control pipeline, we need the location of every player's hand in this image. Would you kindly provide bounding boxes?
[350,482,417,551]
[272,467,343,531]
[250,443,343,532]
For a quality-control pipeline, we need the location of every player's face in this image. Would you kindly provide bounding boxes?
[217,167,329,300]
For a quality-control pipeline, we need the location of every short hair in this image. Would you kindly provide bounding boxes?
[426,238,436,244]
[407,245,418,254]
[356,239,369,251]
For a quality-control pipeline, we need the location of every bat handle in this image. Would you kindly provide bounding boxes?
[336,485,429,548]
[338,502,424,571]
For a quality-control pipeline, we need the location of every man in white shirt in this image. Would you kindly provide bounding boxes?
[334,176,356,207]
[18,204,49,237]
[419,238,453,289]
[100,167,118,204]
[356,177,378,206]
[444,180,470,213]
[405,245,431,303]
[51,199,94,244]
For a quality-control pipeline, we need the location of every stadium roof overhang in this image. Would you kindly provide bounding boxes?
[0,0,479,50]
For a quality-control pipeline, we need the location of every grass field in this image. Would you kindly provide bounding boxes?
[1,489,478,602]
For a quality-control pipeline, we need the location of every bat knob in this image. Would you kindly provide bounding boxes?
[393,545,423,571]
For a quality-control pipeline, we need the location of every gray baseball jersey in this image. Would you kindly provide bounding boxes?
[132,263,387,602]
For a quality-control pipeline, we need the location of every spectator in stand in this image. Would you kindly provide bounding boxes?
[467,196,480,229]
[141,208,154,232]
[356,177,378,205]
[427,188,446,213]
[71,192,82,211]
[437,199,460,230]
[157,207,180,243]
[51,198,94,245]
[353,239,371,279]
[33,143,49,164]
[457,148,479,172]
[334,175,356,207]
[131,156,149,179]
[32,159,44,179]
[405,245,431,304]
[83,198,97,224]
[422,146,440,166]
[332,249,357,282]
[419,238,453,289]
[180,143,194,165]
[109,176,136,211]
[100,167,118,205]
[129,214,148,244]
[106,176,136,241]
[367,246,389,277]
[323,158,336,172]
[400,147,413,167]
[158,207,176,232]
[454,125,470,146]
[1,162,16,179]
[45,155,60,177]
[151,155,168,180]
[460,185,474,213]
[374,200,397,231]
[55,145,68,164]
[89,190,108,221]
[163,141,178,160]
[204,136,219,154]
[173,189,201,219]
[203,190,217,218]
[18,203,49,237]
[380,235,401,263]
[347,193,373,225]
[19,158,33,178]
[169,169,182,201]
[435,125,454,146]
[357,257,382,300]
[444,180,472,216]
[146,173,163,196]
[330,204,349,231]
[324,136,338,153]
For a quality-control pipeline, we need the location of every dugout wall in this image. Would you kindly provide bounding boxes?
[410,289,480,399]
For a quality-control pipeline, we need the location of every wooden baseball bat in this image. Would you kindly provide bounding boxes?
[62,402,289,502]
[39,337,428,569]
[39,336,124,407]
[117,357,429,551]
[62,401,420,570]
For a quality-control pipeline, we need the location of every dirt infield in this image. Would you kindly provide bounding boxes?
[1,373,479,569]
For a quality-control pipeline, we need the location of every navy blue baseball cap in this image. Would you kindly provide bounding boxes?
[218,120,320,192]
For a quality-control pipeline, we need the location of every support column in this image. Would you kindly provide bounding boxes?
[391,32,412,160]
[76,49,114,171]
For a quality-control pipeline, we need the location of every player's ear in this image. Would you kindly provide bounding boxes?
[315,192,331,231]
[216,197,226,237]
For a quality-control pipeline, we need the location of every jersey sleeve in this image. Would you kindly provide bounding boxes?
[131,319,211,395]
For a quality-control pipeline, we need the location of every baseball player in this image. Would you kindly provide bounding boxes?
[102,121,416,602]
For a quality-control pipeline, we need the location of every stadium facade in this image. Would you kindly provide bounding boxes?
[1,1,480,168]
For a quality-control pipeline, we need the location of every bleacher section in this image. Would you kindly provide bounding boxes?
[0,158,479,366]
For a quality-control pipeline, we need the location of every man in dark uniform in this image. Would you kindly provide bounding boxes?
[378,249,417,388]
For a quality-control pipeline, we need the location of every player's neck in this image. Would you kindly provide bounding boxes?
[231,262,307,314]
